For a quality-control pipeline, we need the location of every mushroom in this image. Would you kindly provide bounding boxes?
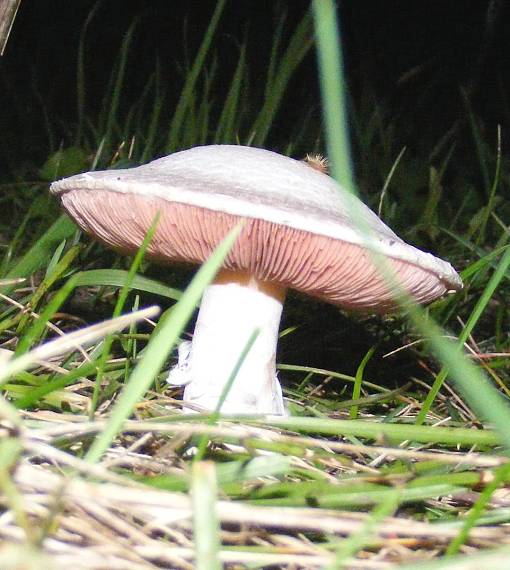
[50,145,462,415]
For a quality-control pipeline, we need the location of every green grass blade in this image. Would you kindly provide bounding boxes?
[446,462,510,556]
[251,12,313,147]
[259,416,498,448]
[194,327,260,461]
[166,0,226,152]
[191,462,221,570]
[2,215,77,295]
[328,489,399,568]
[350,346,375,420]
[416,245,510,425]
[311,0,354,192]
[84,223,242,463]
[214,45,246,144]
[102,20,138,153]
[73,269,183,301]
[15,274,79,356]
[90,213,160,416]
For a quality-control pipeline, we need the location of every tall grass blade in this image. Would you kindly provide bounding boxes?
[194,327,260,461]
[312,0,354,192]
[90,213,160,417]
[84,223,242,463]
[312,0,510,449]
[191,462,221,570]
[416,245,510,426]
[350,347,375,420]
[76,1,103,144]
[166,0,226,152]
[101,20,138,153]
[214,45,246,144]
[251,13,313,147]
[2,215,76,294]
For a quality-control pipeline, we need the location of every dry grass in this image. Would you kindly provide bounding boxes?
[1,401,509,569]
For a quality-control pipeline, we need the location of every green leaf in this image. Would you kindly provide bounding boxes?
[74,269,182,301]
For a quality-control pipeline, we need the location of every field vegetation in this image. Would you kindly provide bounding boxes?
[0,1,509,568]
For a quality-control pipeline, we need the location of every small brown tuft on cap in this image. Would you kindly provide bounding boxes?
[303,154,329,174]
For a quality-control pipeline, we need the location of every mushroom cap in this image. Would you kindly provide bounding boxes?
[50,145,462,311]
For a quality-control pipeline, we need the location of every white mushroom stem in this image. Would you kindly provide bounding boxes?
[169,269,287,415]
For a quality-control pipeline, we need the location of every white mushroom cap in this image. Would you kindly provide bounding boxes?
[50,144,462,312]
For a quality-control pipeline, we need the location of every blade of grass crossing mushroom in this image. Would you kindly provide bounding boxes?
[90,212,160,417]
[194,327,260,461]
[191,462,221,570]
[416,244,510,425]
[84,223,243,464]
[311,0,355,193]
[313,0,510,447]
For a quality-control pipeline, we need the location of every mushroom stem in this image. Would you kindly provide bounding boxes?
[178,269,287,415]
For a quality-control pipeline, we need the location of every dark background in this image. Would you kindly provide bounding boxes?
[1,1,508,167]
